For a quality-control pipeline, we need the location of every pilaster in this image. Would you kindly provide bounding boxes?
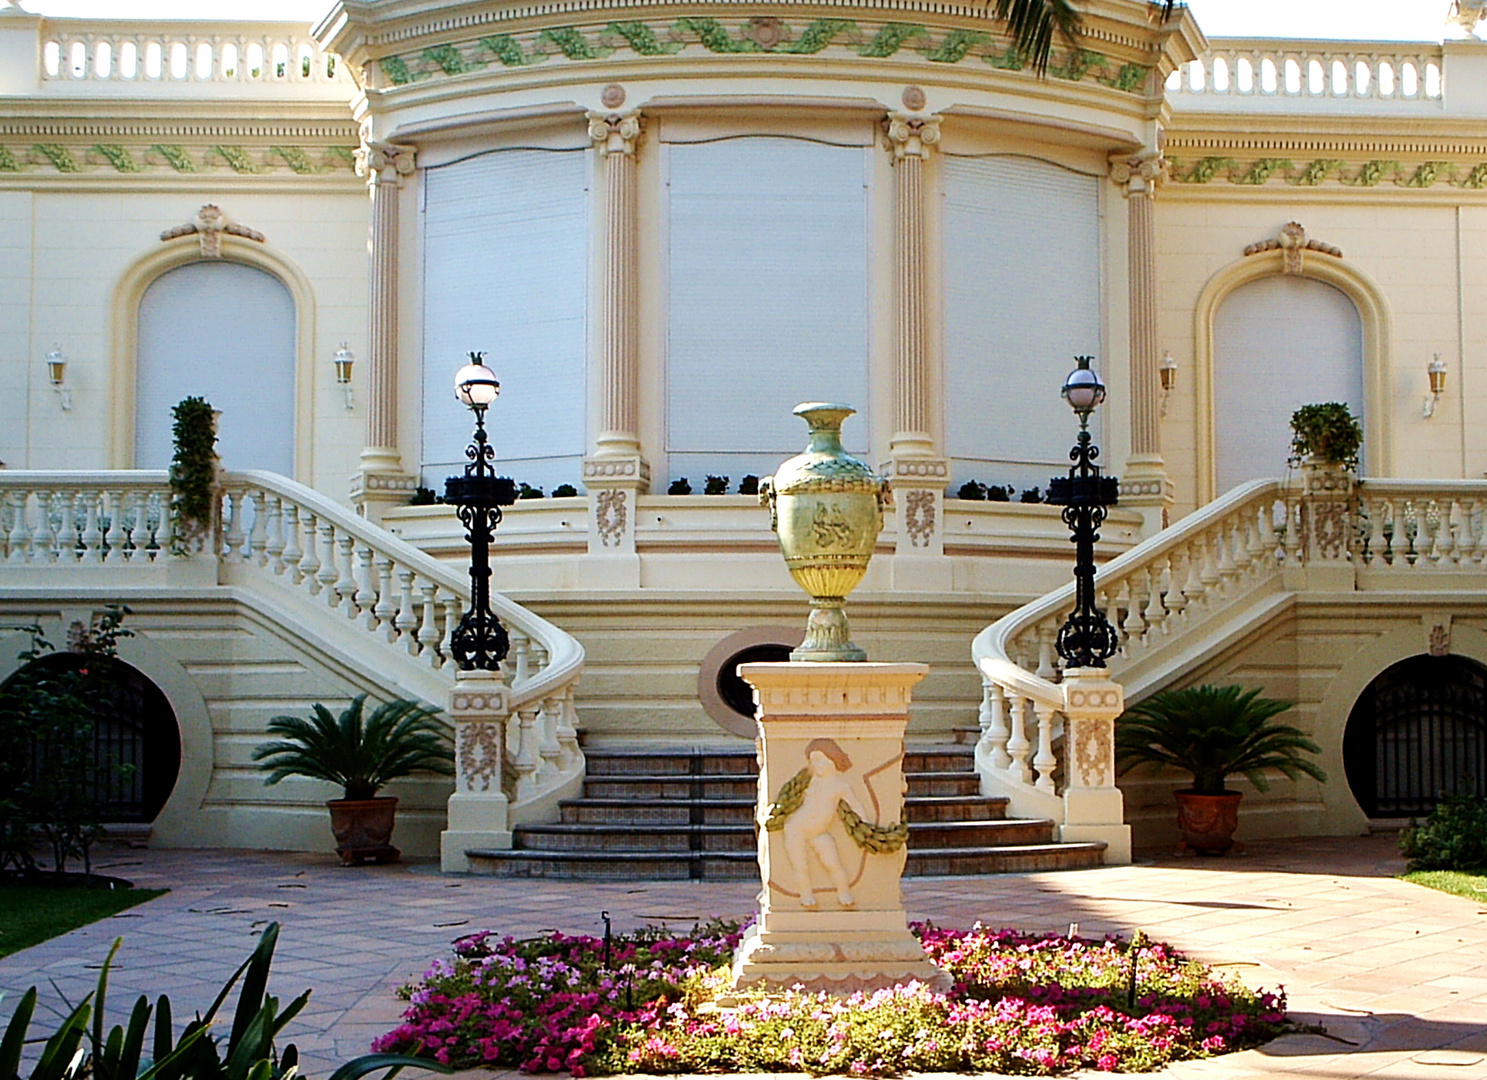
[354,140,418,522]
[441,669,513,872]
[883,113,951,589]
[1111,151,1173,536]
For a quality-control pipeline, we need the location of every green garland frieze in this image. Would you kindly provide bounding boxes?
[0,144,359,177]
[376,17,1149,93]
[1169,155,1487,190]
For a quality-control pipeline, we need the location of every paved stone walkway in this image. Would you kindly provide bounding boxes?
[2,834,1485,1080]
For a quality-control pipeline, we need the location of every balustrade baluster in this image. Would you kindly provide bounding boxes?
[538,694,564,774]
[263,495,285,572]
[1215,521,1237,586]
[1035,622,1057,679]
[30,490,55,564]
[246,490,267,565]
[1199,529,1223,599]
[1230,515,1253,576]
[281,503,304,581]
[1178,537,1205,610]
[371,557,396,636]
[297,511,322,590]
[1364,497,1387,565]
[1163,547,1189,623]
[557,686,581,766]
[316,521,340,602]
[983,682,1011,770]
[1460,500,1480,565]
[1005,693,1032,784]
[394,566,419,653]
[1421,502,1443,566]
[55,491,80,563]
[417,581,441,664]
[128,491,151,560]
[1032,702,1058,794]
[1119,577,1146,644]
[153,492,173,556]
[353,543,377,620]
[512,705,540,798]
[1283,500,1302,565]
[1444,500,1463,565]
[79,491,102,563]
[1245,503,1269,570]
[104,490,127,563]
[333,532,358,613]
[511,632,531,688]
[441,595,463,668]
[220,490,245,564]
[1143,562,1168,637]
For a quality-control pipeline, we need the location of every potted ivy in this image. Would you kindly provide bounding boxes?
[253,695,453,865]
[1289,402,1362,474]
[1115,684,1327,855]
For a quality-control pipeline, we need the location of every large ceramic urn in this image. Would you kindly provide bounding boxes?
[760,403,888,662]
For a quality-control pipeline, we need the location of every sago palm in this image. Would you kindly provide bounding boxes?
[998,0,1178,75]
[1116,684,1327,796]
[253,695,454,801]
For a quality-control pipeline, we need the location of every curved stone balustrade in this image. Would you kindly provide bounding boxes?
[0,469,585,820]
[1168,38,1444,107]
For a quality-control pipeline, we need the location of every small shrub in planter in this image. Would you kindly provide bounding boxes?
[517,482,544,500]
[253,696,452,865]
[703,475,730,495]
[738,475,760,495]
[1401,795,1487,871]
[409,486,439,506]
[552,483,579,498]
[1289,402,1362,473]
[986,483,1012,502]
[667,478,692,495]
[1019,485,1043,504]
[957,480,987,500]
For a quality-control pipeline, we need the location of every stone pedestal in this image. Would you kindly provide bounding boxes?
[731,662,948,994]
[441,669,513,872]
[1058,668,1131,864]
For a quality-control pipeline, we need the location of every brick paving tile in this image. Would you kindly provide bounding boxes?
[4,833,1487,1079]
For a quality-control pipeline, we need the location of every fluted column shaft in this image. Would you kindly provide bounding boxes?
[362,143,414,456]
[886,114,939,454]
[1127,178,1160,458]
[588,111,644,457]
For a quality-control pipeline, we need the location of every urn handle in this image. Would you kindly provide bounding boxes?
[759,476,777,531]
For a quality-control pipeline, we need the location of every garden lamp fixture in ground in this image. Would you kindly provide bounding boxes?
[1048,356,1120,670]
[444,353,513,671]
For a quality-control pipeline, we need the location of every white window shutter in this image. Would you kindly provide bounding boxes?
[421,149,588,493]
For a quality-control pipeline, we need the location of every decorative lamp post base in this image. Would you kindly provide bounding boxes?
[730,662,949,995]
[790,598,867,663]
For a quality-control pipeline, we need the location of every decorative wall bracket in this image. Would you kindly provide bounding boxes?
[159,204,265,258]
[1243,221,1342,275]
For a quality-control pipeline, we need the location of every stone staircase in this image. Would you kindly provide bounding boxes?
[466,743,1106,879]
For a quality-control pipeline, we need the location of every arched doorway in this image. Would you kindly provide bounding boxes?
[135,260,297,475]
[1212,274,1365,493]
[1343,654,1487,818]
[1,654,181,823]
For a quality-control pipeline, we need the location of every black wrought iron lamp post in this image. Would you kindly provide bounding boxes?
[1046,356,1121,669]
[445,353,516,671]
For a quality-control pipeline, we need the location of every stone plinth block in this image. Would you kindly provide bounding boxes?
[731,662,949,994]
[442,669,513,872]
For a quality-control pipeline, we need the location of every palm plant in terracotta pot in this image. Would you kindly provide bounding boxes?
[254,695,453,865]
[1116,684,1326,855]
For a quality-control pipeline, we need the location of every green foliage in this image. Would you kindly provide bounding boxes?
[703,475,729,495]
[1019,485,1043,503]
[1403,868,1487,903]
[253,696,452,802]
[1400,796,1487,872]
[857,23,926,58]
[551,484,579,498]
[958,481,987,500]
[169,397,217,556]
[737,476,759,496]
[421,44,466,75]
[0,924,448,1080]
[0,885,164,960]
[603,22,683,56]
[1289,402,1363,473]
[667,478,692,495]
[1117,684,1327,797]
[778,19,853,54]
[408,487,439,507]
[0,607,134,877]
[516,483,544,500]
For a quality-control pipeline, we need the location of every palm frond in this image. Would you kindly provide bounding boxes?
[989,1,1177,77]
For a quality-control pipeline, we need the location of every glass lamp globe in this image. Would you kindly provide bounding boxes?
[1061,356,1105,415]
[454,360,500,409]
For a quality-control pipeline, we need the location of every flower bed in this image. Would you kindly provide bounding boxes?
[374,921,1289,1076]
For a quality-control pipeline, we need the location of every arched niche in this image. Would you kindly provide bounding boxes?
[109,236,317,480]
[1192,251,1392,503]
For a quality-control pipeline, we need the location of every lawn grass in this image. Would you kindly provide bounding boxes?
[0,885,167,959]
[1403,869,1487,905]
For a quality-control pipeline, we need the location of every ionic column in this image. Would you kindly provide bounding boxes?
[1111,151,1173,535]
[352,140,418,521]
[883,113,950,585]
[583,110,649,569]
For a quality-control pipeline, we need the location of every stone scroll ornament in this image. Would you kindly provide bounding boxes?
[759,403,889,662]
[763,738,908,908]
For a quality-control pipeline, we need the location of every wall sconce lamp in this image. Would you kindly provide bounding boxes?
[45,345,71,411]
[1423,354,1447,419]
[333,342,355,410]
[1158,349,1177,416]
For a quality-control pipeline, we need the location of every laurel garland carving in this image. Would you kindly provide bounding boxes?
[0,143,359,176]
[1169,155,1487,190]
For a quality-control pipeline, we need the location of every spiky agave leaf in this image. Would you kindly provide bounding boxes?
[1116,684,1325,796]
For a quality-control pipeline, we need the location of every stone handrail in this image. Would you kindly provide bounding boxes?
[1354,479,1487,569]
[1168,38,1443,105]
[37,18,350,89]
[0,469,584,817]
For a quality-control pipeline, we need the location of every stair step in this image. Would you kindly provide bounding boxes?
[515,823,756,853]
[557,794,1011,826]
[906,771,982,797]
[583,749,755,776]
[583,775,758,799]
[465,841,1106,880]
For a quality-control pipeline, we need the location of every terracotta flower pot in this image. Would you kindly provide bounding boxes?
[1173,790,1242,856]
[326,796,401,866]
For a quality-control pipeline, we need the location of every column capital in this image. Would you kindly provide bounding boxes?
[884,113,941,161]
[587,110,644,156]
[1109,151,1166,196]
[357,140,416,186]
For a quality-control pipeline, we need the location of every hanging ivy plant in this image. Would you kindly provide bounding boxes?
[1289,403,1363,473]
[169,396,218,555]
